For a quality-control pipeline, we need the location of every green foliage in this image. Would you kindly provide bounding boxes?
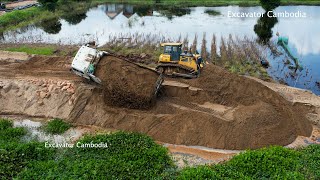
[5,46,55,55]
[38,0,59,11]
[226,146,304,179]
[0,120,56,179]
[17,132,174,179]
[178,166,219,179]
[43,118,72,134]
[177,146,320,179]
[0,119,27,143]
[0,141,56,179]
[260,0,281,11]
[0,118,13,130]
[0,7,42,31]
[299,145,320,179]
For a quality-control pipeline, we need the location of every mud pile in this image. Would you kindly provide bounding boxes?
[95,56,159,109]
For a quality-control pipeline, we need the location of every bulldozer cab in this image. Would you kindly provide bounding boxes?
[161,43,182,61]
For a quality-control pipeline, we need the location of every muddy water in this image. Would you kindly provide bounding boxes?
[1,4,319,94]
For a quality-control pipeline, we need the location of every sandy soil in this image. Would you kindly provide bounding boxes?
[0,52,318,150]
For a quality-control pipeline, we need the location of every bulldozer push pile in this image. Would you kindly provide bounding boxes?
[0,43,317,150]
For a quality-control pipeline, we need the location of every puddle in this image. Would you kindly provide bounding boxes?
[13,119,85,144]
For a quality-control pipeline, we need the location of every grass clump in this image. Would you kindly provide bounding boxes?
[43,118,72,134]
[205,9,221,16]
[5,46,55,55]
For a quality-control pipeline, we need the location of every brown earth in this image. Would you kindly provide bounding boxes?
[95,56,159,109]
[0,53,315,150]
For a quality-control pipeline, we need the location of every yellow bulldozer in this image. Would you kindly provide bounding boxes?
[156,43,204,78]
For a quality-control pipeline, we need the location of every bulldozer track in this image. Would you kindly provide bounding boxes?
[156,63,198,78]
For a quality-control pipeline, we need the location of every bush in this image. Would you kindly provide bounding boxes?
[177,146,306,179]
[43,118,72,134]
[0,118,13,130]
[0,120,56,179]
[17,132,174,179]
[226,146,303,179]
[178,166,219,179]
[299,145,320,179]
[0,119,27,143]
[0,141,56,179]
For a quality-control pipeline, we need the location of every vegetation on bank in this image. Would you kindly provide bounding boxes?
[5,45,55,55]
[43,118,72,134]
[1,118,320,179]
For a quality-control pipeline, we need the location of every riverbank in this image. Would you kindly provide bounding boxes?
[93,0,320,6]
[1,0,320,33]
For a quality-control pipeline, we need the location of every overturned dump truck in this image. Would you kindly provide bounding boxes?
[71,45,164,109]
[71,45,106,84]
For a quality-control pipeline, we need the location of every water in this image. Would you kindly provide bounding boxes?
[1,4,319,95]
[14,119,83,144]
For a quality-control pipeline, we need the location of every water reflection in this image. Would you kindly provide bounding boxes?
[36,17,62,34]
[254,12,278,44]
[62,11,87,25]
[101,4,189,20]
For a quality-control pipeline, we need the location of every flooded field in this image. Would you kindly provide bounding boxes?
[0,4,319,94]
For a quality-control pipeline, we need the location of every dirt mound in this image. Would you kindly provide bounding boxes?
[95,56,159,109]
[0,54,313,150]
[153,64,312,149]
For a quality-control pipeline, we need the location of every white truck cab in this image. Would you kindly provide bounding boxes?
[71,45,107,84]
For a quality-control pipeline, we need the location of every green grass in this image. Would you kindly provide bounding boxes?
[5,46,55,55]
[43,118,72,134]
[0,7,57,33]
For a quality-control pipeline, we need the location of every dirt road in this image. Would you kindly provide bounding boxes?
[0,52,318,150]
[5,1,37,9]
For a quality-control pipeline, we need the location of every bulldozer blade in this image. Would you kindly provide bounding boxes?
[88,74,102,84]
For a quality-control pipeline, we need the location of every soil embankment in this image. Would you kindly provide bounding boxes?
[0,54,315,150]
[95,56,159,109]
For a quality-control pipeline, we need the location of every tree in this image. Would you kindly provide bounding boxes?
[260,0,281,11]
[38,0,59,11]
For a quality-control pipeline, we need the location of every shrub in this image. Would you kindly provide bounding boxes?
[0,118,13,130]
[17,132,174,179]
[177,146,305,179]
[43,118,72,134]
[0,119,27,143]
[226,146,303,179]
[299,145,320,179]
